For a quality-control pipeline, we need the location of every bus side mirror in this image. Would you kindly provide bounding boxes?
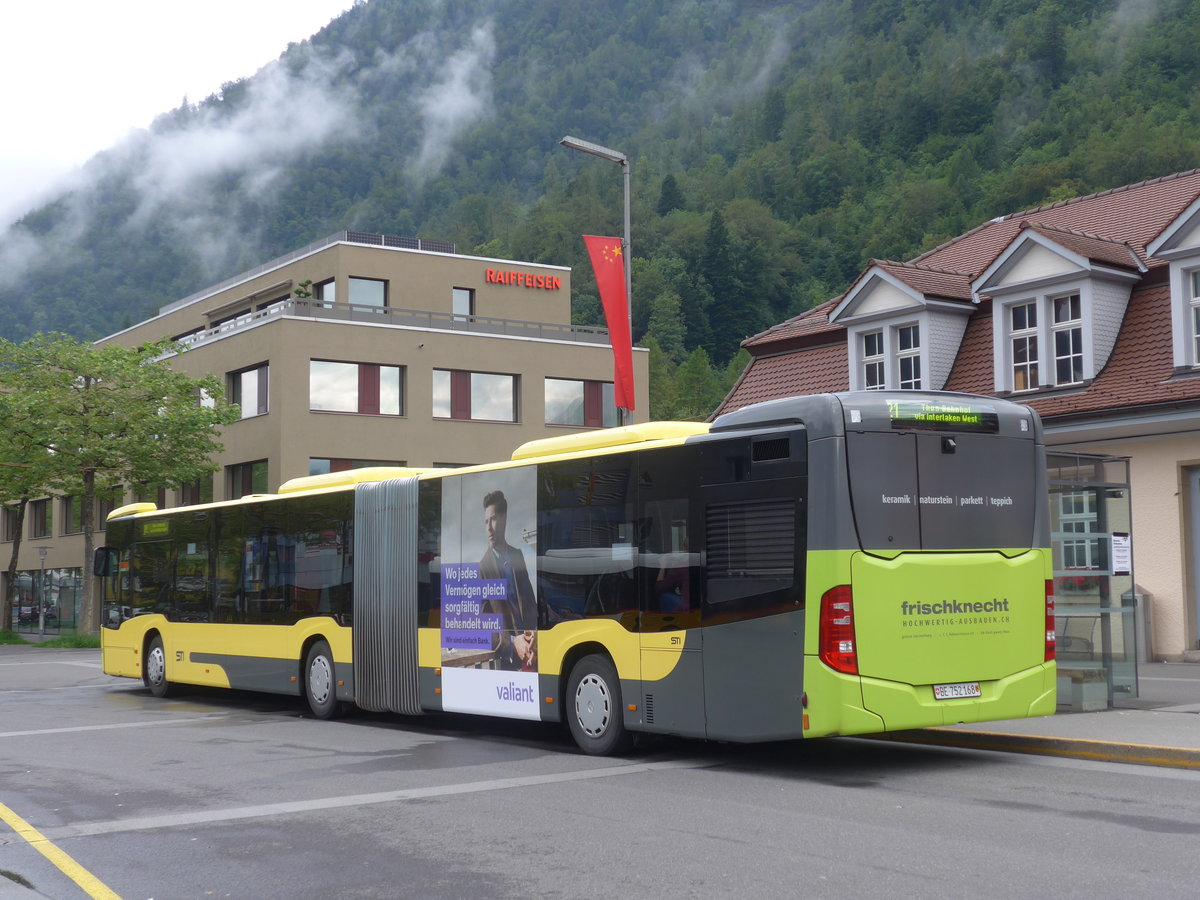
[93,547,117,577]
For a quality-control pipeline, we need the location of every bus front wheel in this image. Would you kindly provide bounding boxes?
[304,640,341,719]
[566,654,632,756]
[144,635,175,698]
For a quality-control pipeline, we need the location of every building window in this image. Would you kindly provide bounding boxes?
[29,499,52,539]
[1052,293,1083,385]
[229,460,268,500]
[1057,491,1099,571]
[61,496,83,535]
[2,507,18,542]
[314,279,336,305]
[897,324,921,390]
[309,361,403,415]
[545,378,618,427]
[1190,270,1200,365]
[98,489,122,524]
[230,364,269,419]
[862,331,885,390]
[348,277,387,309]
[452,287,475,321]
[136,485,168,508]
[309,458,405,476]
[1011,301,1039,391]
[180,477,214,507]
[1002,292,1087,392]
[432,369,518,422]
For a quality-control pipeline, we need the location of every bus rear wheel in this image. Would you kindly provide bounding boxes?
[566,654,632,756]
[144,635,176,698]
[305,640,341,719]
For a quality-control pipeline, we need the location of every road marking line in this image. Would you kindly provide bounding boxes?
[0,801,123,900]
[0,715,229,739]
[45,759,714,839]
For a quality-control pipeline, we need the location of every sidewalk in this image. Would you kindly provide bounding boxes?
[878,662,1200,769]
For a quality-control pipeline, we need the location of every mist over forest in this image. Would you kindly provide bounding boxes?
[2,0,1197,416]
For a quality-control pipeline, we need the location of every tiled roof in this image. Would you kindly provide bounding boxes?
[873,261,975,302]
[742,298,842,350]
[719,342,848,413]
[1016,223,1144,272]
[722,169,1200,420]
[917,169,1200,276]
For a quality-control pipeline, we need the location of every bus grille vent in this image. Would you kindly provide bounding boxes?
[752,437,790,461]
[644,694,654,724]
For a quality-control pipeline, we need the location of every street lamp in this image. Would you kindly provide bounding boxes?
[559,135,632,423]
[34,546,51,636]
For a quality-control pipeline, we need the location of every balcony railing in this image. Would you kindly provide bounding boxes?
[176,299,611,347]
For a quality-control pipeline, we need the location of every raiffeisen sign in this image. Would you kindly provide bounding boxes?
[484,268,563,290]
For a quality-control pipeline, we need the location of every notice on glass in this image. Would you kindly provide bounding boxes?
[1112,532,1131,576]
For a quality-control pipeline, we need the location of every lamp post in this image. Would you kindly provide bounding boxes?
[34,546,50,636]
[559,135,632,424]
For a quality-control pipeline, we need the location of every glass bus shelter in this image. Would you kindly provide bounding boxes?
[1047,451,1137,711]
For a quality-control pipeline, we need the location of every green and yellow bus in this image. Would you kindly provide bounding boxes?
[97,391,1056,754]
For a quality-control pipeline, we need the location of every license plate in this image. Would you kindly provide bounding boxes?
[933,681,981,700]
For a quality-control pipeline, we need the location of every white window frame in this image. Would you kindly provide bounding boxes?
[996,285,1091,393]
[1191,269,1200,366]
[1010,300,1039,392]
[861,331,885,390]
[848,321,923,391]
[896,324,921,390]
[1051,293,1084,386]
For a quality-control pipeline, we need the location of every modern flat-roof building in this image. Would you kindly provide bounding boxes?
[4,231,648,630]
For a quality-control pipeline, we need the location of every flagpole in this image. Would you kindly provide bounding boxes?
[560,135,633,425]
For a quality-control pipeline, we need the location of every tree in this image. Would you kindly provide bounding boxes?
[0,334,240,632]
[0,445,54,632]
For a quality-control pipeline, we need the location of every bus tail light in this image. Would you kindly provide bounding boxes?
[819,585,858,675]
[1044,580,1056,662]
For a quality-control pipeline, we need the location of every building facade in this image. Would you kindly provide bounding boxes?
[4,231,648,629]
[719,171,1200,663]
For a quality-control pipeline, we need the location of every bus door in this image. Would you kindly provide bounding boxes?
[636,447,705,738]
[698,433,807,742]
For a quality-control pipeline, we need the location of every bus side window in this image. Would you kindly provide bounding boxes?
[536,456,636,626]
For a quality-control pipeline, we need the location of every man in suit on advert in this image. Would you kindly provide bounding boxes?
[480,490,537,670]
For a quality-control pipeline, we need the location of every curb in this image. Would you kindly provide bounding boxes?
[868,728,1200,770]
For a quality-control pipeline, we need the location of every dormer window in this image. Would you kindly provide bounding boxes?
[854,322,922,390]
[833,261,972,392]
[1052,293,1083,385]
[863,331,885,389]
[999,291,1085,393]
[897,324,921,389]
[1191,270,1200,364]
[1011,302,1038,390]
[977,222,1142,394]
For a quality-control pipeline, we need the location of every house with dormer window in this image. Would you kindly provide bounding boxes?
[719,170,1200,663]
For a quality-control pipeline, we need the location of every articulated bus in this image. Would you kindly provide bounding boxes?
[97,391,1057,754]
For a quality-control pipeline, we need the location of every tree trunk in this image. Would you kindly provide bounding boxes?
[80,470,97,633]
[3,499,28,632]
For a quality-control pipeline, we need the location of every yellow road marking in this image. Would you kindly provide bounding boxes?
[0,802,123,900]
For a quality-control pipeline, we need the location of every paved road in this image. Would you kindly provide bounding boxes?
[3,647,1200,899]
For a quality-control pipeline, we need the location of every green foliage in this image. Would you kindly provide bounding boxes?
[0,630,26,645]
[4,0,1200,410]
[0,334,241,631]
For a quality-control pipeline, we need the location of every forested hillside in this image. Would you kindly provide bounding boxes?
[4,0,1200,418]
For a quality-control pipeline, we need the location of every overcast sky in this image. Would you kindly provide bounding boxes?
[1,0,355,228]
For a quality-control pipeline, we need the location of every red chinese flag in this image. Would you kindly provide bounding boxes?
[583,234,635,411]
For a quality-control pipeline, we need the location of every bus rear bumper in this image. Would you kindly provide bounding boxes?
[802,658,1056,738]
[861,662,1057,732]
